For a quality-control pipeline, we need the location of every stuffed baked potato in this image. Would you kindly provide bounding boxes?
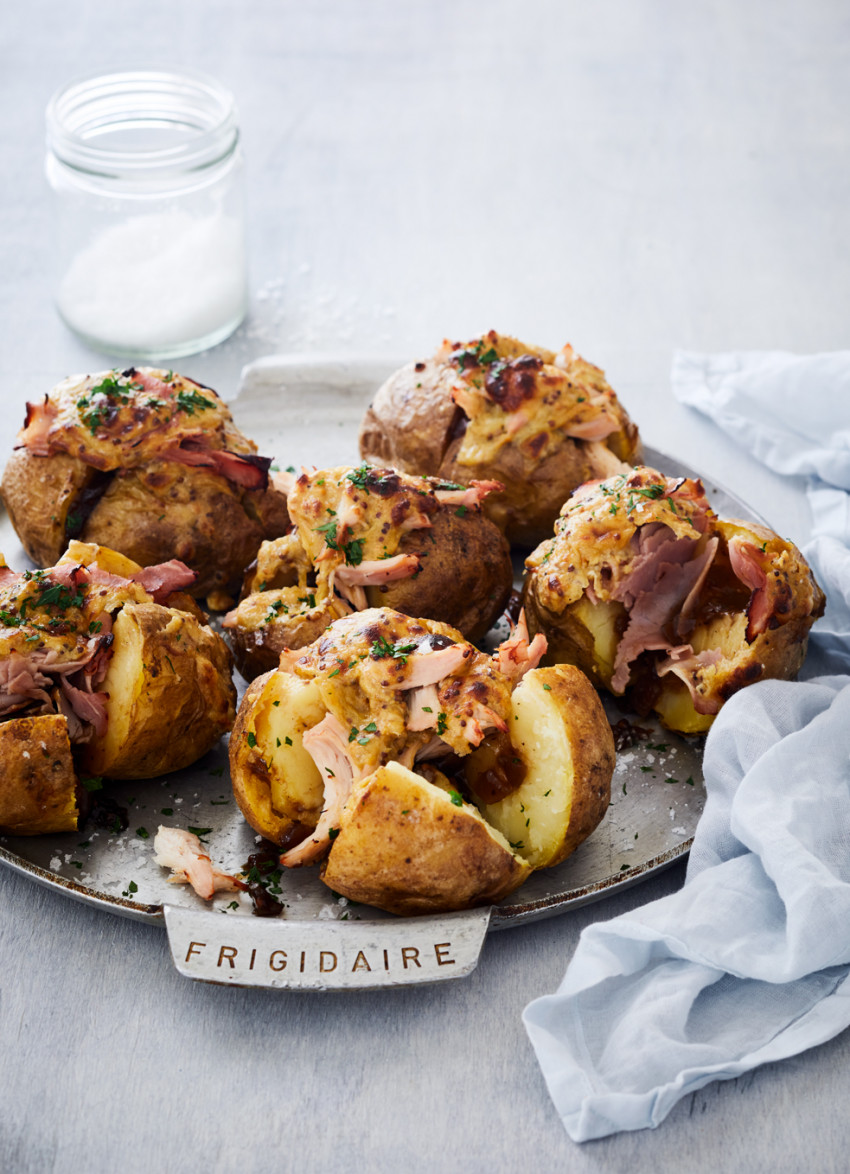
[523,466,826,733]
[229,606,614,914]
[358,331,640,546]
[223,464,513,679]
[1,367,289,605]
[0,541,236,835]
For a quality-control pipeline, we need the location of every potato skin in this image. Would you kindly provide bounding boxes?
[0,715,78,835]
[320,761,531,915]
[1,448,90,568]
[365,507,513,644]
[77,601,236,779]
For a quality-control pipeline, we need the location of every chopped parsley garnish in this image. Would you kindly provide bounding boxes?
[188,826,212,837]
[344,465,373,492]
[370,635,419,663]
[136,827,150,839]
[246,731,257,748]
[81,776,103,793]
[328,827,340,841]
[448,789,463,807]
[314,520,339,549]
[436,712,448,736]
[343,538,364,566]
[175,388,215,415]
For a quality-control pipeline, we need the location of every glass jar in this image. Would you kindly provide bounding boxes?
[46,67,248,360]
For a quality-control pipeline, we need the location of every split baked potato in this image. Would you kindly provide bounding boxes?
[0,541,236,835]
[1,367,289,605]
[358,331,640,546]
[223,464,513,679]
[229,606,614,915]
[523,466,826,733]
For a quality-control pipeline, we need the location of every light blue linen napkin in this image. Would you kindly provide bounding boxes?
[523,350,850,1141]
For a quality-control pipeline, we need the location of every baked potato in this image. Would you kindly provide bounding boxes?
[358,331,640,546]
[0,541,236,833]
[1,367,289,605]
[228,605,614,915]
[523,466,826,733]
[223,464,513,679]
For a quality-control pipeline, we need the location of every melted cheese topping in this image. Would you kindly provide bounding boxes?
[282,608,513,770]
[526,466,714,611]
[434,331,627,469]
[17,366,251,471]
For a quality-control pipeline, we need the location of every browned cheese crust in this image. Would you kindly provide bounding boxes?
[359,331,640,546]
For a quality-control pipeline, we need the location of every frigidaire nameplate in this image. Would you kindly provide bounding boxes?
[164,905,492,990]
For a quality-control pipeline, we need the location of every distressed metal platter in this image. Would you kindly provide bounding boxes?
[0,357,763,986]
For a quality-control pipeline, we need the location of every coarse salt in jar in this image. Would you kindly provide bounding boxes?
[46,67,248,359]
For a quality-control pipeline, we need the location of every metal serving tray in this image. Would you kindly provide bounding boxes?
[0,357,761,989]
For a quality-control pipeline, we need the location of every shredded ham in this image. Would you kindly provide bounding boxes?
[130,560,197,602]
[609,527,719,692]
[565,411,620,442]
[657,646,723,714]
[406,683,440,731]
[271,469,297,496]
[402,643,469,689]
[153,826,244,899]
[493,611,547,682]
[335,554,421,588]
[280,714,360,867]
[16,396,58,455]
[433,480,503,508]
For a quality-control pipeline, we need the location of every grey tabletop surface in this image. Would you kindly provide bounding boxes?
[2,2,849,1171]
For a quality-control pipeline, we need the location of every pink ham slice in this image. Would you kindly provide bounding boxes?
[610,528,719,692]
[728,536,782,639]
[153,826,244,899]
[130,560,197,602]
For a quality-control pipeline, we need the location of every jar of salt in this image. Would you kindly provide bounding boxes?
[46,67,248,359]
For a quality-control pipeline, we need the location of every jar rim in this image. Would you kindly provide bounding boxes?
[46,66,238,175]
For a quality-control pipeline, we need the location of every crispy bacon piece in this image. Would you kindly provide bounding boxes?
[153,826,244,899]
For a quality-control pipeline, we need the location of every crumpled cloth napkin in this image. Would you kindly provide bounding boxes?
[523,349,850,1141]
